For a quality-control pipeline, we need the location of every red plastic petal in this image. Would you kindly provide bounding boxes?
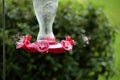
[35,40,49,53]
[65,36,76,45]
[44,36,57,45]
[61,40,72,50]
[16,35,32,49]
[23,35,32,44]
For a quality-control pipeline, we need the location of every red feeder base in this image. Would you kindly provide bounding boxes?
[16,35,76,54]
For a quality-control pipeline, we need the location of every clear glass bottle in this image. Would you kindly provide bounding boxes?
[33,0,58,42]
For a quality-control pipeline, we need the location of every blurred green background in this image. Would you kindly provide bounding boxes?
[89,0,120,80]
[0,0,120,80]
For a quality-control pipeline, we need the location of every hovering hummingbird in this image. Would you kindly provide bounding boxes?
[81,34,90,47]
[12,32,25,41]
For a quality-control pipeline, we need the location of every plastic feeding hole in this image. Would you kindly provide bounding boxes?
[16,0,76,54]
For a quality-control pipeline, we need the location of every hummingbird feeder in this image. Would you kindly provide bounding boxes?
[16,0,76,53]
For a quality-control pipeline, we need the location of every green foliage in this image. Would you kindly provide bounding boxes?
[0,0,115,80]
